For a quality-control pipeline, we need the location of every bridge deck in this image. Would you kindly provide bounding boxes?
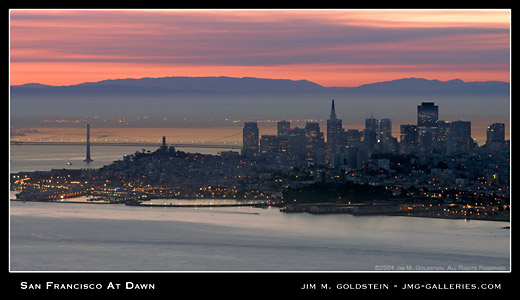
[10,141,242,149]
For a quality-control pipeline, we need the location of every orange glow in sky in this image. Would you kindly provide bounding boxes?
[9,9,510,87]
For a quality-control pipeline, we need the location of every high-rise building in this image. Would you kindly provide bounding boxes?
[260,135,280,153]
[277,120,290,153]
[379,118,392,140]
[364,115,379,151]
[365,115,379,132]
[287,127,306,159]
[446,120,472,154]
[379,118,397,153]
[345,129,362,147]
[433,120,450,153]
[417,102,439,128]
[326,99,343,163]
[277,120,290,138]
[242,122,259,157]
[305,122,324,162]
[400,124,418,154]
[417,102,439,153]
[418,129,434,153]
[344,145,360,170]
[486,123,506,151]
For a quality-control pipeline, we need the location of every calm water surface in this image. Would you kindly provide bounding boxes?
[9,201,510,271]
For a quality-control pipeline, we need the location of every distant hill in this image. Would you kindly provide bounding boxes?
[348,77,509,94]
[11,76,326,94]
[11,76,509,95]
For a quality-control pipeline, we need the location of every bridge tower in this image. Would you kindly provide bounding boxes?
[84,123,93,162]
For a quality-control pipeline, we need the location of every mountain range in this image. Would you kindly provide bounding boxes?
[11,76,509,95]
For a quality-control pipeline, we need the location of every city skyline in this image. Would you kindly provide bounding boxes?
[9,9,510,87]
[243,100,507,163]
[9,98,509,146]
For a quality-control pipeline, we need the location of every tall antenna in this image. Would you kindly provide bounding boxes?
[84,123,93,162]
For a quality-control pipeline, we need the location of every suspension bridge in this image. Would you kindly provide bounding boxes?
[10,126,243,150]
[10,140,242,149]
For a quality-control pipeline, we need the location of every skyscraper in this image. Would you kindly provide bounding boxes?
[379,118,397,153]
[242,122,259,157]
[487,123,505,142]
[345,129,362,147]
[277,120,290,138]
[365,115,379,132]
[400,124,418,154]
[277,120,290,153]
[434,120,451,153]
[288,127,306,159]
[379,118,392,140]
[417,102,439,153]
[417,102,439,128]
[447,120,472,154]
[260,135,280,153]
[326,99,342,163]
[364,115,379,151]
[486,123,506,151]
[305,122,324,162]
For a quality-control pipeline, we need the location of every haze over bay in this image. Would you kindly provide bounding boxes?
[10,76,510,134]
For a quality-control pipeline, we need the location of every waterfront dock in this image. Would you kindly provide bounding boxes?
[125,201,269,208]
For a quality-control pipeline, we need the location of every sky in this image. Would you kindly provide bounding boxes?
[9,9,511,87]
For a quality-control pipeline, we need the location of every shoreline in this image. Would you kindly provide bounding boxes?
[10,198,510,223]
[387,212,510,223]
[279,202,510,222]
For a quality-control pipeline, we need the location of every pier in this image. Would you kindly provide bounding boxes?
[125,201,269,208]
